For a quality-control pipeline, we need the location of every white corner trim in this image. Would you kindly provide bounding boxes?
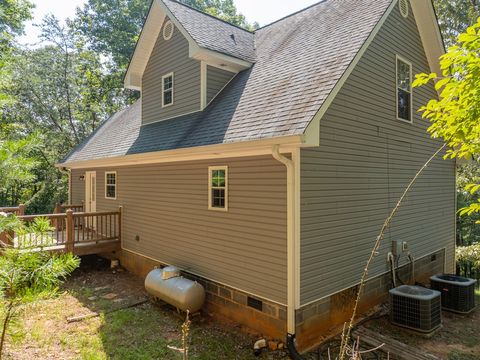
[124,0,165,89]
[200,61,207,110]
[410,0,444,76]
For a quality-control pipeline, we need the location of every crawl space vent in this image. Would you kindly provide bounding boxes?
[399,0,409,18]
[163,20,174,41]
[389,285,441,333]
[430,274,477,314]
[247,296,263,311]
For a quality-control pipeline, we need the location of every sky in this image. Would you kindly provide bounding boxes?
[18,0,320,45]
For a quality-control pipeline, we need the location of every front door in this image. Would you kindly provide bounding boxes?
[85,171,97,213]
[85,171,97,230]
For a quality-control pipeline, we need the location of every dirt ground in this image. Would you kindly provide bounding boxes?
[5,256,479,359]
[4,255,289,360]
[363,302,480,360]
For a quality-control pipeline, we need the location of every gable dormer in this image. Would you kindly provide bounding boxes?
[125,0,253,125]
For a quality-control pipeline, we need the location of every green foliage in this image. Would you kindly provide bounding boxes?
[413,18,480,219]
[0,134,40,206]
[26,178,68,215]
[456,243,480,268]
[0,249,79,300]
[0,0,34,52]
[434,0,480,47]
[0,215,80,356]
[75,0,254,71]
[457,162,480,245]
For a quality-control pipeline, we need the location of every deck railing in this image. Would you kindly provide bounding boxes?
[54,202,84,214]
[0,204,25,216]
[1,206,122,253]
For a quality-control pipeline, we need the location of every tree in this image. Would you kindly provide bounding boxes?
[0,0,34,52]
[0,0,34,109]
[434,0,480,46]
[74,0,254,82]
[0,215,80,358]
[457,161,480,246]
[413,18,480,218]
[0,135,39,207]
[1,16,126,211]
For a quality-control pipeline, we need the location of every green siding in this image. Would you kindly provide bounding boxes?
[299,2,455,305]
[142,17,201,124]
[206,65,235,104]
[71,155,288,304]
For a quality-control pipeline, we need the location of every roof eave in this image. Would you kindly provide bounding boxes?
[57,135,306,169]
[124,0,253,90]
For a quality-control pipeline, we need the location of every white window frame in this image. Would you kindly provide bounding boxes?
[161,72,174,108]
[395,55,413,124]
[208,166,228,211]
[105,171,117,200]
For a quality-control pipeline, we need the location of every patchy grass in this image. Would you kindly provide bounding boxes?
[3,257,285,360]
[362,293,480,360]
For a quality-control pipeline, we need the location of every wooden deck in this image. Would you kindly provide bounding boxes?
[1,205,122,256]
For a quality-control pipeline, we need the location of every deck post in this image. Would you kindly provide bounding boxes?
[54,204,62,231]
[66,209,74,253]
[54,204,61,214]
[118,206,122,244]
[18,204,25,216]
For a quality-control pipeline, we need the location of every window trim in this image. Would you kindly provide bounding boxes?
[395,55,413,124]
[161,72,174,108]
[105,171,117,200]
[208,166,228,211]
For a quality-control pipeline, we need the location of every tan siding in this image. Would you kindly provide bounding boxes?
[71,170,85,205]
[206,65,235,104]
[70,156,288,304]
[142,17,201,125]
[300,3,456,305]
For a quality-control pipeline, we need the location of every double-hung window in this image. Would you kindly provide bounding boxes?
[162,72,174,107]
[105,171,117,200]
[208,166,228,211]
[396,55,413,122]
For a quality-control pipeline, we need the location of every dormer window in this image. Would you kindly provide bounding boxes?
[162,72,174,107]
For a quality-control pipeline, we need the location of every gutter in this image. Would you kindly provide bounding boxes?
[271,145,303,359]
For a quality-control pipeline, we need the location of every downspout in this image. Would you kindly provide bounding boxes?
[271,145,303,360]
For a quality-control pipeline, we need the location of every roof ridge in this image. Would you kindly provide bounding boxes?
[165,0,254,34]
[255,0,328,31]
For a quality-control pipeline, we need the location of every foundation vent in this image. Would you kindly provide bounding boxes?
[247,296,263,311]
[389,285,441,333]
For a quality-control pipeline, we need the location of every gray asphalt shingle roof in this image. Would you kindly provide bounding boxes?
[61,0,392,165]
[163,0,256,62]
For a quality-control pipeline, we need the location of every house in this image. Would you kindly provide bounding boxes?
[59,0,455,351]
